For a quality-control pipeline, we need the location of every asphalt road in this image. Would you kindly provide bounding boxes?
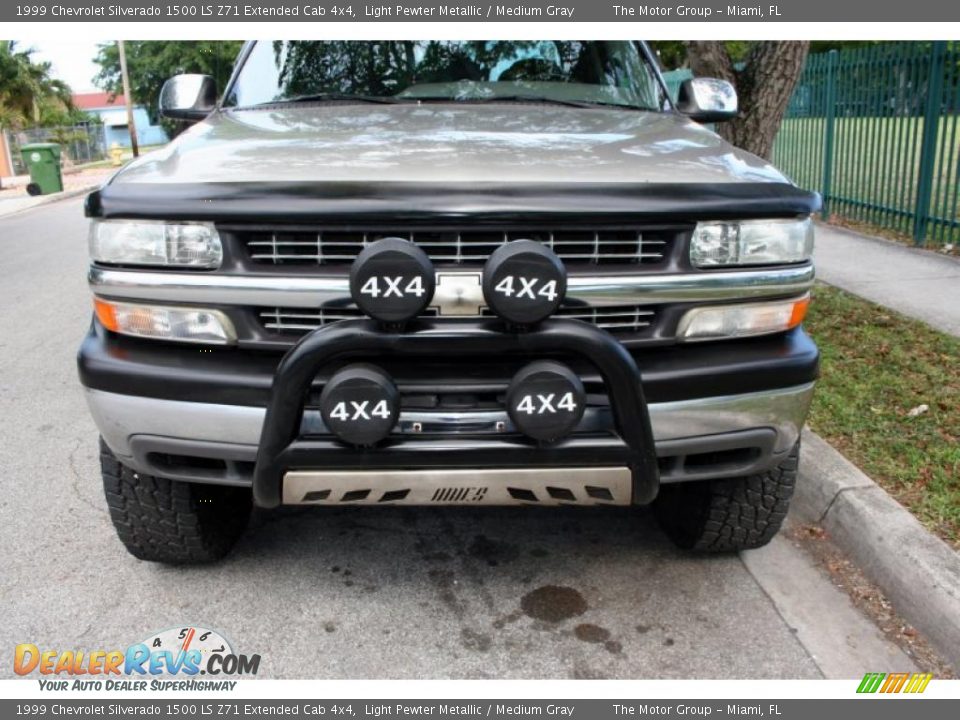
[0,198,913,680]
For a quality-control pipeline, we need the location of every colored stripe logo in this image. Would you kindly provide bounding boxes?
[857,672,933,693]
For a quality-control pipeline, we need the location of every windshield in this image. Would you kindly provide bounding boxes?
[225,41,664,111]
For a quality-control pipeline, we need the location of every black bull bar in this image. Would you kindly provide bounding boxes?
[251,318,660,509]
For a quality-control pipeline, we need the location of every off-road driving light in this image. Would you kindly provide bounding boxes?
[93,298,236,344]
[506,361,586,443]
[483,240,567,325]
[349,238,435,323]
[677,295,810,342]
[319,364,400,446]
[690,218,814,267]
[89,220,223,268]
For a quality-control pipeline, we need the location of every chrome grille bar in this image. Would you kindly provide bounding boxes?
[259,304,657,336]
[237,226,674,266]
[90,265,816,310]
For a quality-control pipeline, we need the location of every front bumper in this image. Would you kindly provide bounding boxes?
[85,381,814,485]
[79,321,817,505]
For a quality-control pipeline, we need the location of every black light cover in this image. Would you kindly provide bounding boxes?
[319,364,400,446]
[506,360,586,443]
[482,239,567,325]
[349,237,435,323]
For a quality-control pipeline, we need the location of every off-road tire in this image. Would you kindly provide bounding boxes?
[653,441,799,552]
[100,440,251,564]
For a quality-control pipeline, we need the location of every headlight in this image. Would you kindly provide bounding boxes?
[89,220,222,268]
[677,295,810,342]
[690,218,814,267]
[94,298,236,345]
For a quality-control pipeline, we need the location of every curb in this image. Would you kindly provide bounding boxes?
[0,185,95,220]
[792,428,960,670]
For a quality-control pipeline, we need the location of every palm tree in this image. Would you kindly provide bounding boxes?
[0,41,73,127]
[0,41,74,185]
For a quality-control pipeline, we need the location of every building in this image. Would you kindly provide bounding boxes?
[72,92,169,149]
[0,92,171,180]
[0,134,14,180]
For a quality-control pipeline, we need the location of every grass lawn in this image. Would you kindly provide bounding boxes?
[804,283,960,548]
[772,115,960,246]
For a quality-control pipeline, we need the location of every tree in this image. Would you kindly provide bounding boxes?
[0,41,73,130]
[93,41,243,132]
[649,41,751,70]
[683,41,810,160]
[0,42,75,186]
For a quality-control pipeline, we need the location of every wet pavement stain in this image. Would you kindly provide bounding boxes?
[428,568,466,617]
[574,623,611,644]
[520,585,588,623]
[468,535,519,567]
[460,628,492,652]
[423,552,452,562]
[574,624,623,655]
[635,624,652,634]
[492,609,523,630]
[604,640,623,655]
[571,661,609,679]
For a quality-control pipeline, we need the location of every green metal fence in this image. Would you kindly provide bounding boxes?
[772,42,960,246]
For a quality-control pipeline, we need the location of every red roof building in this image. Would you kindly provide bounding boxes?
[72,92,125,111]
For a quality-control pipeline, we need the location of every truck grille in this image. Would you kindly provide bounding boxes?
[230,225,676,267]
[258,304,657,336]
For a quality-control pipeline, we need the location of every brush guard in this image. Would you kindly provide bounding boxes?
[251,317,660,508]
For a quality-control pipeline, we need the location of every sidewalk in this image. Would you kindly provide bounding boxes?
[814,223,960,337]
[0,167,115,219]
[806,225,960,670]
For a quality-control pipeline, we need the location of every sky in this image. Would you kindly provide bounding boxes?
[19,38,105,94]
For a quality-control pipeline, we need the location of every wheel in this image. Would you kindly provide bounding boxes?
[100,439,251,564]
[653,442,799,552]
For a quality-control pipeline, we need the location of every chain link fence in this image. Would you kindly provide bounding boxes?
[4,122,106,176]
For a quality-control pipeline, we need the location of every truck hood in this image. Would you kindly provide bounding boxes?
[112,103,791,186]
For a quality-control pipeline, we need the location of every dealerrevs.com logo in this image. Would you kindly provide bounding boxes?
[14,626,260,691]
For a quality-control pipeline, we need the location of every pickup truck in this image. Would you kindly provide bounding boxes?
[78,40,819,563]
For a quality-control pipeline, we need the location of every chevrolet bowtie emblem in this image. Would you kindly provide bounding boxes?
[429,272,486,316]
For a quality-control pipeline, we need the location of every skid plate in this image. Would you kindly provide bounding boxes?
[282,467,632,506]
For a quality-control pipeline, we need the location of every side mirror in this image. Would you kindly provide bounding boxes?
[676,78,738,123]
[159,74,217,122]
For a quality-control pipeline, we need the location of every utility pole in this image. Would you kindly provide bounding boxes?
[117,40,139,158]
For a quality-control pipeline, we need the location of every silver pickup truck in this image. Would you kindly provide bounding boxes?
[78,40,819,563]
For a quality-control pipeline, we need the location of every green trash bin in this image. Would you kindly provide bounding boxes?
[20,143,63,196]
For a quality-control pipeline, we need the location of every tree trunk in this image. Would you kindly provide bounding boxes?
[685,41,809,160]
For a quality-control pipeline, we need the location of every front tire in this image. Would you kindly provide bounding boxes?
[653,442,799,552]
[100,440,251,564]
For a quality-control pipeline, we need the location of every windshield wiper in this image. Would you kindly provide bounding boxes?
[249,93,406,107]
[243,92,653,111]
[408,94,650,111]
